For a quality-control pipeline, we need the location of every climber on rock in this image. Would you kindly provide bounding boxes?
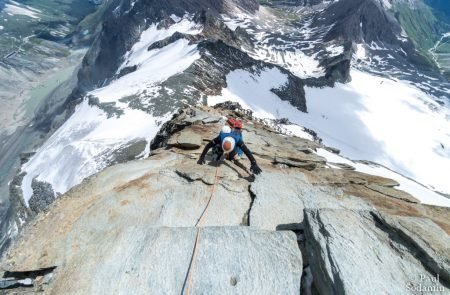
[197,118,262,175]
[226,117,244,158]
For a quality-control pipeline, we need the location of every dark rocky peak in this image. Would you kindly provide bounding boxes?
[262,0,326,7]
[309,0,434,72]
[110,0,259,19]
[145,12,255,58]
[316,0,401,44]
[172,0,259,15]
[74,0,357,112]
[74,0,259,96]
[302,0,338,6]
[200,11,254,50]
[120,37,307,121]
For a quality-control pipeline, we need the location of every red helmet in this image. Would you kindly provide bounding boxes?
[227,118,243,129]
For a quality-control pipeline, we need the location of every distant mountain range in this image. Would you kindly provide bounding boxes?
[394,0,450,77]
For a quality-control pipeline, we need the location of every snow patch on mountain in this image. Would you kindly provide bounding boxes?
[378,0,392,10]
[92,39,200,104]
[118,17,202,73]
[21,100,171,204]
[252,48,324,78]
[89,18,202,104]
[222,13,252,31]
[207,67,450,205]
[207,67,290,119]
[280,124,315,141]
[303,70,450,197]
[354,44,367,60]
[3,1,41,19]
[316,148,450,207]
[326,45,344,57]
[221,10,327,79]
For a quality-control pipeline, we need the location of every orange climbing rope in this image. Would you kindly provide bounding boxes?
[183,162,221,295]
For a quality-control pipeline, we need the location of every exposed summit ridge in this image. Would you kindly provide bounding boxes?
[2,104,449,294]
[1,1,449,291]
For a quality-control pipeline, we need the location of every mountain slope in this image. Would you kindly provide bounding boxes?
[2,104,449,293]
[5,0,450,263]
[393,0,450,78]
[0,0,111,256]
[16,3,312,216]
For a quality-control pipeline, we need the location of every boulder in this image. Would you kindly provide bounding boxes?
[49,227,198,294]
[306,168,400,187]
[273,149,326,165]
[243,128,320,162]
[249,170,370,231]
[273,157,316,170]
[202,116,222,124]
[176,130,202,149]
[5,226,302,294]
[303,209,450,295]
[378,214,450,282]
[249,171,306,231]
[184,109,212,124]
[328,162,355,170]
[186,227,302,294]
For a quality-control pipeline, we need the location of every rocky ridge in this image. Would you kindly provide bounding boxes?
[7,0,450,261]
[14,0,449,236]
[1,104,449,294]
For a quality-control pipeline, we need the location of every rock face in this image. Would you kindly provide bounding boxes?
[174,130,203,149]
[186,227,302,294]
[27,179,56,215]
[0,147,302,293]
[304,210,450,294]
[41,227,301,294]
[1,105,449,294]
[311,0,433,71]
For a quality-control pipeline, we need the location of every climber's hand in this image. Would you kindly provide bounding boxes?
[197,157,206,165]
[250,162,262,175]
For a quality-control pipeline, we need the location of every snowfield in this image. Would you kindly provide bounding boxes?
[222,10,326,79]
[21,100,171,203]
[251,47,324,79]
[316,148,450,207]
[91,38,200,104]
[208,67,450,207]
[93,17,202,104]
